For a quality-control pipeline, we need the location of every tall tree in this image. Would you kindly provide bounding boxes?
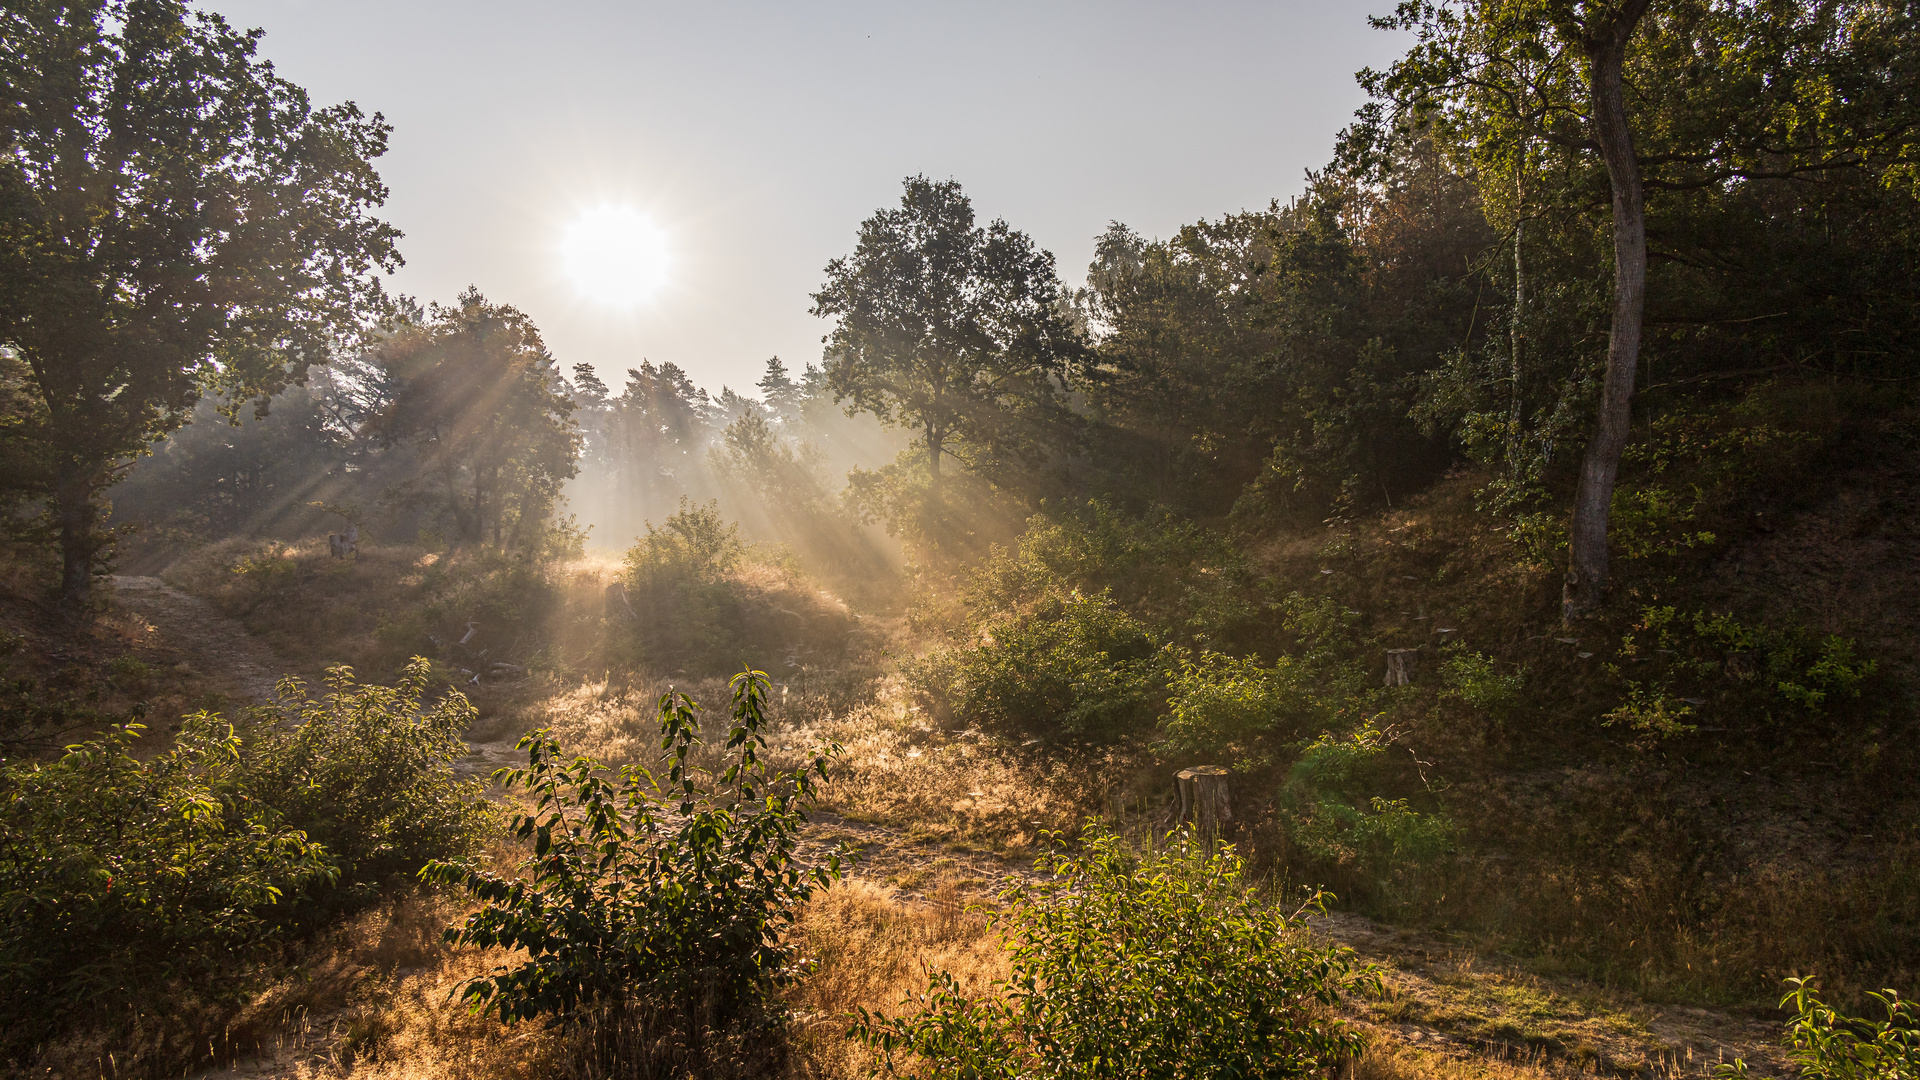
[370,290,579,548]
[0,0,400,607]
[811,176,1084,525]
[1365,0,1920,619]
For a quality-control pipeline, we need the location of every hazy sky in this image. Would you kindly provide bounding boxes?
[212,1,1409,396]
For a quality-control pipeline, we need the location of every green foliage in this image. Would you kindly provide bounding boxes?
[0,720,332,1052]
[1621,607,1876,719]
[1609,486,1718,561]
[1283,727,1454,880]
[910,591,1164,741]
[372,291,583,549]
[851,827,1373,1080]
[424,668,847,1054]
[1162,651,1325,765]
[241,660,494,905]
[623,496,744,586]
[1601,684,1699,740]
[811,176,1085,551]
[1439,644,1524,720]
[1718,979,1919,1080]
[0,0,400,604]
[965,502,1262,649]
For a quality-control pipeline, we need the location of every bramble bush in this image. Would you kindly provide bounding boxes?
[851,826,1374,1080]
[425,667,850,1078]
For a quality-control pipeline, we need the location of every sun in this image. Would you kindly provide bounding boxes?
[560,207,671,307]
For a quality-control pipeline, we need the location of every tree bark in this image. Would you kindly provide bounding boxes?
[1176,766,1231,850]
[1508,215,1526,474]
[54,460,99,611]
[1564,0,1652,622]
[1385,648,1420,687]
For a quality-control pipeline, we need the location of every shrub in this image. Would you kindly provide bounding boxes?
[912,591,1165,741]
[1281,726,1454,889]
[0,720,332,1056]
[240,659,495,906]
[1438,644,1524,720]
[963,502,1263,649]
[425,667,849,1076]
[851,827,1373,1079]
[624,496,744,586]
[1619,607,1878,724]
[1162,650,1324,764]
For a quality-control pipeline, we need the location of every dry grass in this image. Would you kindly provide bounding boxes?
[216,874,1004,1080]
[1347,1039,1616,1080]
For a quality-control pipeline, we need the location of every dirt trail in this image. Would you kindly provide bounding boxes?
[127,575,1790,1079]
[113,575,284,703]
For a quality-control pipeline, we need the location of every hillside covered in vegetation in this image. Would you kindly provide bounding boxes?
[3,1,1920,1078]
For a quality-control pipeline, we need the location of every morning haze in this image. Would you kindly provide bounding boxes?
[215,0,1407,393]
[9,0,1918,1076]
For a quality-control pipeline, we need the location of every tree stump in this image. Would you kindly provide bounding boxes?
[1385,648,1419,687]
[605,581,639,622]
[1176,766,1231,849]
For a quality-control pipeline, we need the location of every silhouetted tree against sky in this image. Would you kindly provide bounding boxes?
[811,176,1085,547]
[369,290,578,548]
[0,0,399,607]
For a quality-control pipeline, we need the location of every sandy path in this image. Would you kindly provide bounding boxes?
[112,575,285,703]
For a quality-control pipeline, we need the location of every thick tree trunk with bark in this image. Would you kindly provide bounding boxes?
[1564,0,1652,622]
[54,460,99,611]
[1175,766,1231,850]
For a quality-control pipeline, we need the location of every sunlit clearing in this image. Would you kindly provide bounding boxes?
[561,207,671,307]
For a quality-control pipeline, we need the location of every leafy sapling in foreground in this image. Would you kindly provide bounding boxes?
[424,667,848,1070]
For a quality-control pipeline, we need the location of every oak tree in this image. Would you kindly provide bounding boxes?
[0,0,400,606]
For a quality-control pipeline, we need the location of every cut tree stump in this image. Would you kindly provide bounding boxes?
[1385,648,1419,687]
[605,581,639,622]
[1176,766,1231,849]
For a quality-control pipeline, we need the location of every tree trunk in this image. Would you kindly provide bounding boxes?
[926,427,943,502]
[1508,215,1526,474]
[1385,648,1420,687]
[1175,766,1231,850]
[54,460,98,611]
[1564,0,1652,623]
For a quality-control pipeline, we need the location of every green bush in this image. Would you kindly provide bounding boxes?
[1282,726,1454,887]
[241,659,495,906]
[1619,607,1877,724]
[1161,650,1324,764]
[425,668,848,1076]
[0,720,332,1055]
[1438,644,1524,720]
[851,826,1373,1079]
[912,591,1165,740]
[1719,979,1918,1080]
[624,496,744,586]
[963,502,1263,648]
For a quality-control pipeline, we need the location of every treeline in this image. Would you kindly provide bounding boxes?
[108,299,901,574]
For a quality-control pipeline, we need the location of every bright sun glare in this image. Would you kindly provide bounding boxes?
[561,207,671,307]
